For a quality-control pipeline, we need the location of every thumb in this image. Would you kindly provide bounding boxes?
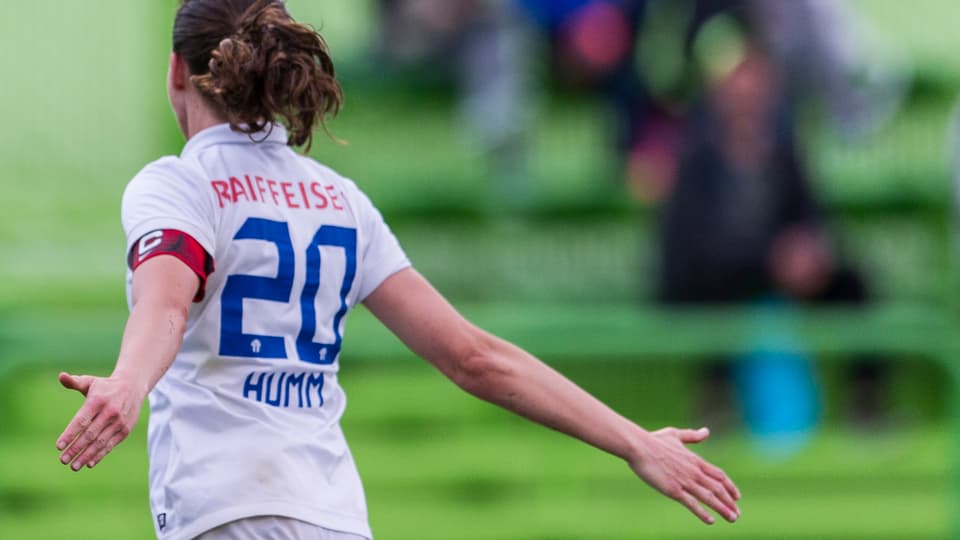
[676,427,711,444]
[59,372,94,396]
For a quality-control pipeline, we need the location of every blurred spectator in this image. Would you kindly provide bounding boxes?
[516,0,686,202]
[515,0,649,143]
[656,14,886,444]
[658,44,838,304]
[685,0,908,136]
[744,0,909,140]
[625,0,909,202]
[376,0,534,207]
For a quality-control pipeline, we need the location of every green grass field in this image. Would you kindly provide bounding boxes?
[0,304,955,538]
[0,360,952,540]
[2,0,960,538]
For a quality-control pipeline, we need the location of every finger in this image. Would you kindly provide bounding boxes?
[58,397,115,463]
[79,425,123,470]
[700,475,739,521]
[678,491,715,525]
[58,372,94,396]
[87,429,127,469]
[61,408,113,469]
[688,482,738,523]
[56,398,103,452]
[676,427,710,444]
[701,461,741,501]
[71,418,121,471]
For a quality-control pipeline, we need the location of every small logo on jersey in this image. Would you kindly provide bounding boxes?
[251,339,262,354]
[157,513,167,531]
[138,230,165,262]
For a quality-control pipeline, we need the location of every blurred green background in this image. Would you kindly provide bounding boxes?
[1,1,958,538]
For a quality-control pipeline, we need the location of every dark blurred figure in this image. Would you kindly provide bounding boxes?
[516,0,685,200]
[685,0,907,138]
[376,0,533,207]
[515,0,649,142]
[659,46,845,305]
[626,0,907,203]
[743,0,907,140]
[657,11,889,440]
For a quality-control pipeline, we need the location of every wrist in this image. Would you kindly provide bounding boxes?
[110,368,151,400]
[622,425,654,464]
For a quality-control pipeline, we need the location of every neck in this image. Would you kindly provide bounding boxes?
[184,97,228,140]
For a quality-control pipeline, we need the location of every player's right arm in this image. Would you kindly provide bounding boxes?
[56,158,218,471]
[55,255,199,471]
[364,268,740,525]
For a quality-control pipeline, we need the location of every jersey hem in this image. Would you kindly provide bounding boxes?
[157,502,372,540]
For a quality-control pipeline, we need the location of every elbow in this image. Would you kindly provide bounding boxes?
[450,334,512,398]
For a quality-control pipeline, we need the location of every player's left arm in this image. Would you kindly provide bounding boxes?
[364,268,741,525]
[56,255,198,471]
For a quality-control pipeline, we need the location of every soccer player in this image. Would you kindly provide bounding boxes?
[55,1,740,538]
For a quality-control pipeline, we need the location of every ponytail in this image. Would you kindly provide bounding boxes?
[173,0,343,151]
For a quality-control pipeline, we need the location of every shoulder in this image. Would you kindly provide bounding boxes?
[298,156,378,211]
[301,157,358,191]
[123,156,207,202]
[121,155,217,226]
[131,156,192,183]
[120,155,218,246]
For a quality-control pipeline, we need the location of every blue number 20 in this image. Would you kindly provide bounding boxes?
[219,217,357,365]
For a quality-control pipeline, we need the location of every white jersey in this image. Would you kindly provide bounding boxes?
[121,124,410,540]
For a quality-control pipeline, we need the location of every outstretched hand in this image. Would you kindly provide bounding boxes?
[56,372,144,471]
[629,426,741,524]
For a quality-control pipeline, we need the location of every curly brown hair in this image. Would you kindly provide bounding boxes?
[173,0,343,151]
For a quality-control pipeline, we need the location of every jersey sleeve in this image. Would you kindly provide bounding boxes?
[349,186,411,301]
[121,157,217,261]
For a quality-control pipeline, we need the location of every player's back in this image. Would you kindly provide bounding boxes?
[121,123,408,540]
